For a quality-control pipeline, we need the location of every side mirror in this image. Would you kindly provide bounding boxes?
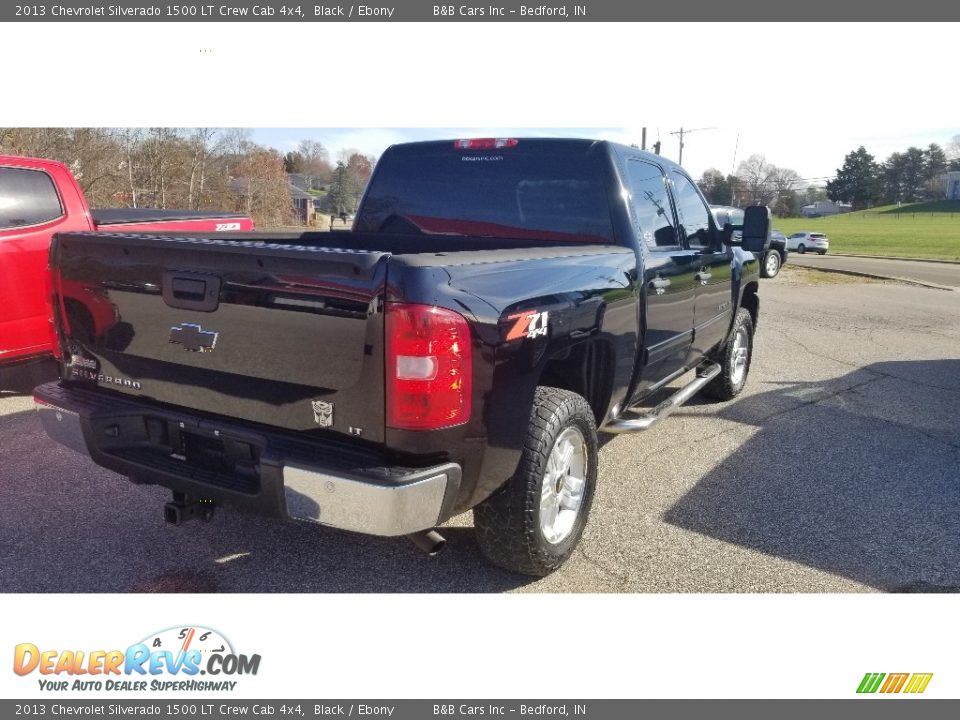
[740,206,771,253]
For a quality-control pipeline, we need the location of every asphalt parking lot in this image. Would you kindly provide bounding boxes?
[1,267,958,593]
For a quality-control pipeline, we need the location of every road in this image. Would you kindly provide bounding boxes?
[2,270,959,593]
[788,252,960,287]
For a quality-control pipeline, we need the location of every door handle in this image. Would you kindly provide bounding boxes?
[162,271,221,312]
[649,276,671,291]
[695,270,712,284]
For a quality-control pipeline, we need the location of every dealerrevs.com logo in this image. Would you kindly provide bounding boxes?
[13,626,261,693]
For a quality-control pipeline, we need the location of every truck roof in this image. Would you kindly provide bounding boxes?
[381,138,687,173]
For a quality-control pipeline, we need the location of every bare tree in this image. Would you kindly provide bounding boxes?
[297,139,332,187]
[116,128,143,207]
[734,154,777,206]
[697,168,734,205]
[947,134,960,171]
[234,145,294,227]
[1,127,298,224]
[770,166,800,215]
[187,128,218,209]
[345,152,375,201]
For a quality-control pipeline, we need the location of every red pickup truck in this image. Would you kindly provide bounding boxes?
[0,155,254,390]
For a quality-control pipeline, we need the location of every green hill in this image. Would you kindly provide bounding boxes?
[774,202,960,260]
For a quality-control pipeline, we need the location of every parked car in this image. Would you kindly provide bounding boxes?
[786,231,829,255]
[36,138,770,576]
[0,155,255,390]
[710,205,787,278]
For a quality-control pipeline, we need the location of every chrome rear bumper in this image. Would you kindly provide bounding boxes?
[35,388,458,537]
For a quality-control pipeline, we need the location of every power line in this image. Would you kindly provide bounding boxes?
[669,126,717,165]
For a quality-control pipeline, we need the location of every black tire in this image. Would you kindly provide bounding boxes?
[760,250,781,278]
[798,244,806,254]
[818,251,827,255]
[474,387,598,576]
[701,307,754,401]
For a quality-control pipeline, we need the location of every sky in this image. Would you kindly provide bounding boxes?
[251,126,960,188]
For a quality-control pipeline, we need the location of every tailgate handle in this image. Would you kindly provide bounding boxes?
[162,272,221,312]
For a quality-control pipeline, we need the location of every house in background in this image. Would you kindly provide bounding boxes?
[943,171,960,200]
[289,183,315,225]
[800,200,853,217]
[230,177,316,225]
[288,173,311,193]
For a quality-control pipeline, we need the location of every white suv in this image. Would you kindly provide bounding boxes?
[786,232,829,255]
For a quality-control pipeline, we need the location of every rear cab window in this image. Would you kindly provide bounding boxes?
[356,140,615,245]
[0,166,63,231]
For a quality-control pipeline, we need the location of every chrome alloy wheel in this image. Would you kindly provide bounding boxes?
[765,252,780,276]
[730,326,749,386]
[539,426,588,544]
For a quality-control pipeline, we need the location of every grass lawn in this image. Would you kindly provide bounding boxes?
[774,201,960,260]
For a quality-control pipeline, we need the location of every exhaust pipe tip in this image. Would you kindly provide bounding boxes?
[164,496,215,526]
[406,529,446,556]
[163,502,183,525]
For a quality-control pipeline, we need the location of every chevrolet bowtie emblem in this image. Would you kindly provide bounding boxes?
[169,323,219,353]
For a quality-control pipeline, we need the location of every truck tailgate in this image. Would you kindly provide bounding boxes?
[53,233,388,442]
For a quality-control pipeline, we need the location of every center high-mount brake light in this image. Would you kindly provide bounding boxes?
[454,138,519,150]
[386,303,472,431]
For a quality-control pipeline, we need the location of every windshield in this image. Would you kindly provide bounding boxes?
[356,141,614,244]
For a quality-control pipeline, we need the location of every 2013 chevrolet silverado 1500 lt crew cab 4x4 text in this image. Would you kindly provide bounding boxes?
[0,154,254,390]
[35,139,770,576]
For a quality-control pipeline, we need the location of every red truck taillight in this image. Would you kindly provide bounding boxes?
[385,303,472,431]
[453,138,519,150]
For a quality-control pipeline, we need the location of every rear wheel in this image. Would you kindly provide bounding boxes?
[760,251,781,278]
[818,251,827,255]
[474,387,598,576]
[702,307,754,401]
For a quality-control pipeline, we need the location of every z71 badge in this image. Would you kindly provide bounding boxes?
[506,310,549,341]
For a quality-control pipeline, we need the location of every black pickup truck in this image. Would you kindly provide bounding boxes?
[36,138,770,576]
[710,205,788,279]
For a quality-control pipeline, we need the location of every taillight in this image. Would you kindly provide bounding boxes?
[385,303,472,430]
[453,138,519,150]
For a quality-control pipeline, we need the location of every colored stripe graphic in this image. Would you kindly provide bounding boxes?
[880,673,909,693]
[857,672,932,694]
[857,673,885,693]
[904,673,933,694]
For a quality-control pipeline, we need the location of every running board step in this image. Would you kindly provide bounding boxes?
[603,361,721,434]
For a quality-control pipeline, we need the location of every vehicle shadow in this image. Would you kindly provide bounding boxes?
[664,359,960,592]
[0,358,58,395]
[0,407,532,593]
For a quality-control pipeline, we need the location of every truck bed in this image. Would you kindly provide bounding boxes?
[51,229,623,448]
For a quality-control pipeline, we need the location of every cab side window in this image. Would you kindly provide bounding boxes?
[0,167,63,230]
[625,160,678,250]
[669,170,713,250]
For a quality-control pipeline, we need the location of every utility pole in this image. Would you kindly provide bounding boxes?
[670,126,718,166]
